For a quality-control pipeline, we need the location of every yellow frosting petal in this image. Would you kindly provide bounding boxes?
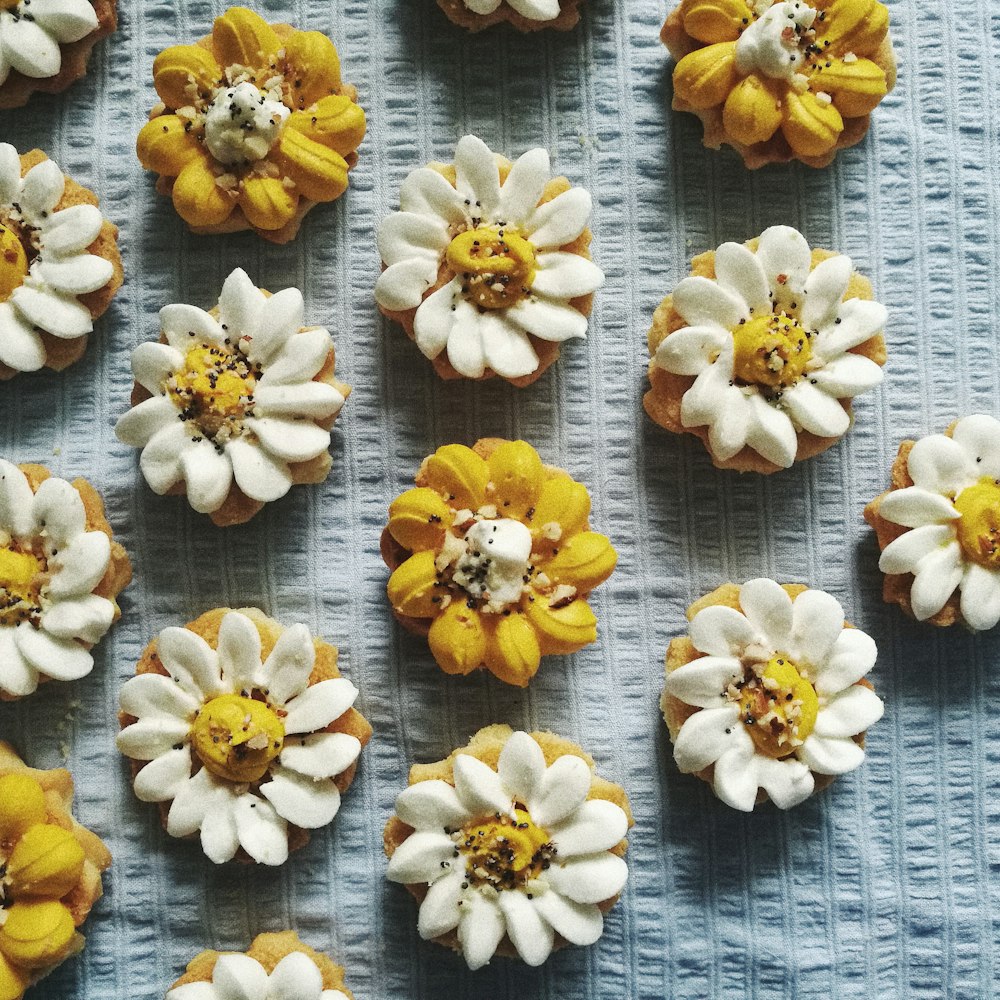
[387,550,442,619]
[673,42,739,110]
[6,824,86,900]
[781,89,844,157]
[428,602,487,675]
[529,476,591,543]
[388,487,451,552]
[0,950,28,1000]
[484,613,541,687]
[0,901,76,969]
[487,441,545,515]
[274,128,350,202]
[523,595,597,655]
[211,6,281,72]
[282,30,342,109]
[171,157,235,226]
[137,116,204,177]
[816,0,889,56]
[816,57,887,117]
[238,176,298,231]
[423,445,489,509]
[723,74,783,146]
[0,774,47,843]
[287,96,366,157]
[542,531,618,592]
[152,44,221,109]
[681,0,750,43]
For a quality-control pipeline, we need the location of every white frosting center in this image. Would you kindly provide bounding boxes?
[204,82,290,166]
[736,1,817,81]
[452,518,532,610]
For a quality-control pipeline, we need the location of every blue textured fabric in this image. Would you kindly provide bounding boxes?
[1,0,999,997]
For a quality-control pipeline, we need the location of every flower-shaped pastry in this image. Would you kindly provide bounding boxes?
[0,462,131,701]
[0,146,123,379]
[663,0,896,168]
[385,725,631,970]
[644,226,886,472]
[115,268,349,527]
[375,135,604,386]
[0,742,112,1000]
[437,0,584,32]
[117,608,371,867]
[137,6,366,244]
[864,415,1000,631]
[381,438,617,686]
[0,0,116,110]
[167,931,354,1000]
[662,580,883,811]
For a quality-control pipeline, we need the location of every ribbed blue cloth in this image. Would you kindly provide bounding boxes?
[1,0,997,997]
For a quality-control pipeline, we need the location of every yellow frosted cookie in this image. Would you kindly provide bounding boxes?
[0,743,112,1000]
[663,0,896,167]
[137,6,365,244]
[381,438,617,686]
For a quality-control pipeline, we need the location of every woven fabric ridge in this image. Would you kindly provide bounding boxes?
[0,0,998,998]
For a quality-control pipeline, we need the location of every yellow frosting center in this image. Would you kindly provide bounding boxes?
[737,656,819,759]
[0,225,28,304]
[732,312,812,388]
[446,227,536,310]
[0,549,44,628]
[954,477,1000,568]
[462,807,554,890]
[191,694,284,783]
[169,346,257,440]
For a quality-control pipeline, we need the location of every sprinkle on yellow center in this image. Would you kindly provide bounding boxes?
[736,656,819,759]
[0,548,45,628]
[954,477,1000,568]
[191,694,284,783]
[732,312,812,388]
[446,227,536,310]
[169,346,257,441]
[0,224,28,303]
[460,807,554,891]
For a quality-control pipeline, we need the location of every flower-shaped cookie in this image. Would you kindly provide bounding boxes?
[381,438,617,686]
[0,742,112,1000]
[0,146,123,379]
[385,726,631,970]
[117,608,371,867]
[0,461,131,701]
[644,226,886,472]
[115,268,349,527]
[375,135,604,386]
[662,580,883,811]
[137,6,366,244]
[864,415,1000,631]
[0,0,116,110]
[663,0,896,168]
[167,931,353,1000]
[437,0,584,32]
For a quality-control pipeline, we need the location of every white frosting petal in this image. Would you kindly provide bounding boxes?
[951,414,1000,479]
[395,780,472,831]
[282,677,358,735]
[531,892,603,946]
[711,743,759,811]
[498,889,555,967]
[19,158,65,217]
[253,381,344,419]
[37,254,113,295]
[505,0,561,19]
[45,529,110,598]
[212,954,269,999]
[118,672,200,723]
[386,829,457,884]
[39,594,114,643]
[130,342,185,396]
[497,730,547,803]
[737,578,793,649]
[453,753,512,816]
[200,791,240,864]
[0,460,38,537]
[412,277,462,360]
[707,385,751,461]
[454,135,501,219]
[878,523,954,576]
[745,393,798,468]
[260,766,342,829]
[166,768,217,838]
[261,622,315,705]
[780,380,850,438]
[13,621,92,679]
[138,422,190,494]
[280,732,361,780]
[672,275,747,330]
[756,225,811,297]
[479,313,539,379]
[179,441,232,515]
[506,296,588,342]
[546,853,628,905]
[10,284,93,338]
[116,717,191,762]
[788,588,844,669]
[225,439,292,503]
[463,0,504,12]
[524,188,592,249]
[808,353,884,397]
[662,654,742,709]
[27,0,98,42]
[446,312,486,378]
[269,952,324,1000]
[39,203,104,255]
[375,258,440,313]
[672,704,745,772]
[800,254,852,331]
[216,611,260,694]
[878,486,960,528]
[377,210,450,269]
[549,798,629,857]
[167,980,215,999]
[907,434,974,496]
[497,147,550,228]
[0,301,45,372]
[417,869,465,939]
[0,628,39,697]
[713,241,769,314]
[159,303,226,351]
[31,477,85,545]
[655,325,729,376]
[257,328,334,387]
[689,604,759,657]
[458,892,505,971]
[812,627,878,697]
[812,298,887,360]
[115,395,179,449]
[156,625,226,699]
[246,418,332,464]
[753,756,814,810]
[960,563,1000,632]
[909,541,963,621]
[399,167,468,225]
[133,747,193,803]
[797,733,865,775]
[528,754,591,828]
[813,685,885,739]
[0,144,21,202]
[233,793,288,866]
[217,268,263,340]
[242,287,306,367]
[530,251,604,299]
